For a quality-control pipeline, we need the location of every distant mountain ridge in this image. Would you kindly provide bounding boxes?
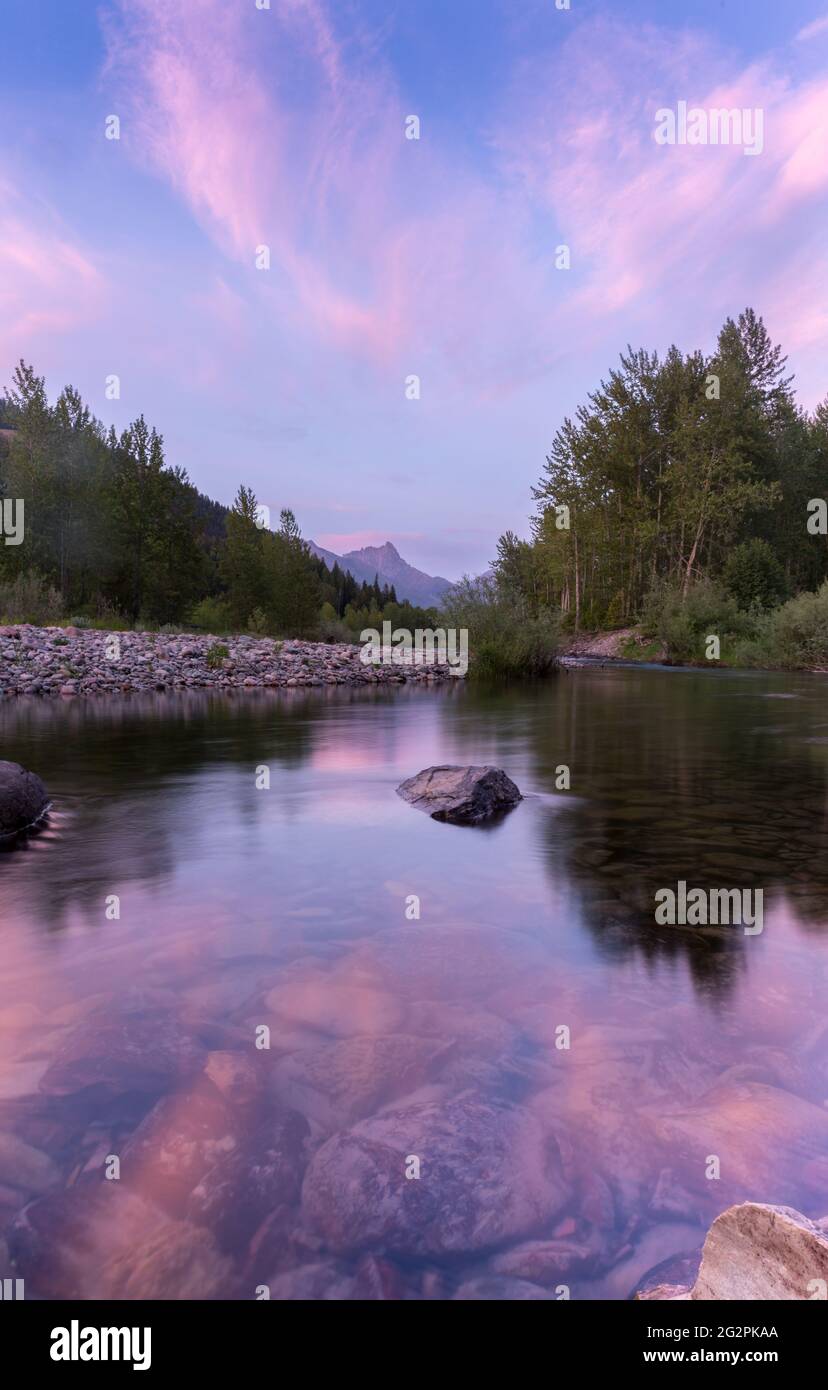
[308,540,452,609]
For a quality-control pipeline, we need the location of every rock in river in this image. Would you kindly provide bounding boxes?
[638,1202,828,1300]
[396,765,522,825]
[0,760,49,838]
[302,1095,570,1257]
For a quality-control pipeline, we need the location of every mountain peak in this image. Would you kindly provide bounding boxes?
[345,540,401,561]
[309,538,451,609]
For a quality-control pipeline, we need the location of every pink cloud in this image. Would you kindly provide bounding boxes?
[795,15,828,42]
[98,2,828,408]
[490,18,828,404]
[0,181,105,365]
[316,531,426,552]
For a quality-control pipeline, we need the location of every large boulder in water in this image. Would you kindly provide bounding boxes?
[637,1202,828,1300]
[301,1096,570,1257]
[396,765,522,825]
[0,760,49,838]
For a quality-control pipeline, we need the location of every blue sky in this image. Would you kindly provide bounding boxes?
[2,0,827,577]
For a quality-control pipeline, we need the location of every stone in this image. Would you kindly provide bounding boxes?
[453,1276,559,1300]
[8,1187,164,1299]
[643,1081,828,1216]
[302,1096,571,1257]
[120,1076,240,1212]
[489,1238,594,1283]
[187,1109,310,1249]
[271,1034,455,1129]
[105,1220,236,1300]
[396,765,522,824]
[0,760,49,837]
[638,1202,828,1300]
[263,1260,355,1300]
[0,1130,61,1195]
[39,1009,205,1098]
[265,976,404,1038]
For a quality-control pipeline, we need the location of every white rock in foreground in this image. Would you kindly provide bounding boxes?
[638,1202,828,1300]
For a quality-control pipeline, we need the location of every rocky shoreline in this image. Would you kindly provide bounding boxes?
[0,626,460,698]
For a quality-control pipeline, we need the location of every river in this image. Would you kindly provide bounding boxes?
[1,666,826,1299]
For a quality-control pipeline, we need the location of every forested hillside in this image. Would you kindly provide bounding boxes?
[0,362,435,639]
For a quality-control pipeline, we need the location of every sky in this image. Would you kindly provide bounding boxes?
[1,0,827,580]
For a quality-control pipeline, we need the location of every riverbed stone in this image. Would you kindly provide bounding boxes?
[0,760,49,836]
[39,1009,205,1098]
[0,1130,61,1195]
[643,1081,828,1216]
[396,765,522,824]
[188,1108,310,1249]
[302,1096,571,1257]
[453,1276,558,1300]
[271,1034,456,1129]
[638,1202,828,1300]
[120,1076,240,1212]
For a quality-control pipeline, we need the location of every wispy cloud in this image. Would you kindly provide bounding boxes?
[795,14,828,42]
[0,176,105,364]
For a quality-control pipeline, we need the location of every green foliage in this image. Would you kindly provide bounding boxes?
[722,538,788,611]
[187,596,232,633]
[317,603,355,643]
[440,575,560,679]
[765,581,828,667]
[640,578,757,662]
[205,642,229,670]
[247,607,269,634]
[525,310,824,631]
[0,570,62,624]
[647,581,742,659]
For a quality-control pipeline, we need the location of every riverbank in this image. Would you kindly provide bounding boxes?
[558,627,667,665]
[558,625,828,673]
[0,626,459,697]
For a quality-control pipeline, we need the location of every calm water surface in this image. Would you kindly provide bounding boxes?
[1,667,827,1299]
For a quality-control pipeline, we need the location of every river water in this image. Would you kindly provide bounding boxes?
[1,667,827,1299]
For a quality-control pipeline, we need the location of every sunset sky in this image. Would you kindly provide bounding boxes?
[2,0,827,578]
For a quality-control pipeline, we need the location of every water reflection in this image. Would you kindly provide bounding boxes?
[0,669,827,1300]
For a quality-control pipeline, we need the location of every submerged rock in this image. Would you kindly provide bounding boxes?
[302,1096,570,1257]
[0,760,49,838]
[9,1183,236,1299]
[120,1076,240,1212]
[396,765,522,825]
[453,1276,559,1300]
[271,1034,455,1129]
[39,1009,205,1099]
[188,1108,310,1249]
[637,1202,828,1300]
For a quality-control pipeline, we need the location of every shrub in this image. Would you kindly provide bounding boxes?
[206,642,230,669]
[640,578,756,662]
[723,539,788,611]
[765,581,828,667]
[0,570,63,624]
[247,607,269,634]
[440,575,560,679]
[188,596,232,634]
[317,604,355,643]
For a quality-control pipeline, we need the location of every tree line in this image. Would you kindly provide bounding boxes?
[0,361,435,637]
[494,309,828,632]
